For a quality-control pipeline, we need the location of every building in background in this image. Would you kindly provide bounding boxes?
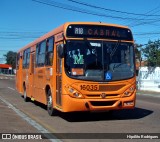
[0,64,13,74]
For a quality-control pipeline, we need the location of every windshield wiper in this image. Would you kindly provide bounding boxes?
[110,40,121,59]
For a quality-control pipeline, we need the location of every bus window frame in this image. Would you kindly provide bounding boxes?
[36,40,46,67]
[23,48,30,69]
[35,36,54,68]
[45,36,54,66]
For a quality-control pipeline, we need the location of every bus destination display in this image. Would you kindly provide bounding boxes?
[66,24,133,40]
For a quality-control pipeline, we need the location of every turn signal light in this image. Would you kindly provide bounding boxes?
[123,85,135,97]
[65,85,84,99]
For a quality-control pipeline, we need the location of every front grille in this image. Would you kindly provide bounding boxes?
[85,94,119,98]
[90,101,116,106]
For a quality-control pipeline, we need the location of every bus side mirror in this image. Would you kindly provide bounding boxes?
[57,44,64,58]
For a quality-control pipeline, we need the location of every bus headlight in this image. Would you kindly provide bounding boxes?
[73,92,81,98]
[123,85,135,97]
[65,85,84,99]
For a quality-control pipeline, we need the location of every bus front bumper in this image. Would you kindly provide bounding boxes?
[61,92,136,112]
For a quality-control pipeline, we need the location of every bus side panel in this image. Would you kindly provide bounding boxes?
[33,67,47,104]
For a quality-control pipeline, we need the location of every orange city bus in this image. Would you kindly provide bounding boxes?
[16,22,136,116]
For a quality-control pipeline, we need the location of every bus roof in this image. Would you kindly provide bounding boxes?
[18,22,130,53]
[18,24,64,53]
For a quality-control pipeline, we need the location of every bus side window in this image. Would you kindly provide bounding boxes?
[26,48,30,68]
[36,40,46,67]
[23,48,30,69]
[23,50,26,68]
[45,37,54,66]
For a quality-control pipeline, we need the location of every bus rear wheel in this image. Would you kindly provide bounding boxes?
[23,86,29,102]
[47,89,56,116]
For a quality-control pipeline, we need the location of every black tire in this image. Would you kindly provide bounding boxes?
[47,89,56,116]
[23,86,29,102]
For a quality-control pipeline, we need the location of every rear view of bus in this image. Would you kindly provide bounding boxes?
[59,23,136,113]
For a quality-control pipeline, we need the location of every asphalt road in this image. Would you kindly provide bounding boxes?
[0,78,160,142]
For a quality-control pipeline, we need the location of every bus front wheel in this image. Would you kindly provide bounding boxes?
[47,89,56,116]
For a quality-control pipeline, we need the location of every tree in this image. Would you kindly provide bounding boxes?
[3,51,17,69]
[142,40,160,67]
[135,43,142,63]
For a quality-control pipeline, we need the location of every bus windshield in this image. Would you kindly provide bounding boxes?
[65,40,135,81]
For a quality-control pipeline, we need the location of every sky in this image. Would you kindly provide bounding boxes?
[1,0,160,63]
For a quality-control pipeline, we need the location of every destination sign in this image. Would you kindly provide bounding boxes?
[66,24,133,40]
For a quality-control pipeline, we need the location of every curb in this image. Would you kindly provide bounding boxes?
[137,90,160,98]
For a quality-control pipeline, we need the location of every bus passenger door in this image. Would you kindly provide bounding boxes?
[29,52,35,98]
[16,53,23,93]
[56,45,62,106]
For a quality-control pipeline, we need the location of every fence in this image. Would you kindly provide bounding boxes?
[137,67,160,92]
